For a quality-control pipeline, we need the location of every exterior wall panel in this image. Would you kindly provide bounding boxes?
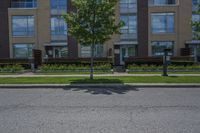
[138,0,148,57]
[0,0,10,58]
[68,0,78,58]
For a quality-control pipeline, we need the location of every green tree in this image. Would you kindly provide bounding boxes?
[63,0,123,79]
[192,3,200,40]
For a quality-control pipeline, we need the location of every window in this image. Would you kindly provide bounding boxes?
[12,16,34,37]
[51,0,67,13]
[120,0,137,13]
[81,44,104,58]
[151,41,174,56]
[193,0,200,12]
[120,15,137,40]
[51,16,67,41]
[11,0,37,8]
[149,0,176,6]
[13,44,33,58]
[151,13,175,33]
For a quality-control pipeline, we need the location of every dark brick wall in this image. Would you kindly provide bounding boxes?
[138,0,148,57]
[0,0,10,58]
[67,0,78,58]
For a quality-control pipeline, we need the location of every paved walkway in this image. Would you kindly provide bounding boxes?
[0,83,200,88]
[1,73,200,78]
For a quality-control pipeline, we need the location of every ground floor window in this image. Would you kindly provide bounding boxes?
[151,41,174,56]
[46,46,68,58]
[13,44,33,58]
[60,47,68,57]
[188,45,200,56]
[80,44,104,58]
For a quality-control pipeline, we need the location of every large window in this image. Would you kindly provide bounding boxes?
[151,13,175,34]
[120,0,137,13]
[11,0,37,8]
[81,44,104,58]
[193,0,200,12]
[149,0,176,5]
[12,16,34,37]
[13,44,33,58]
[151,41,174,56]
[51,16,67,41]
[120,15,137,40]
[51,0,67,14]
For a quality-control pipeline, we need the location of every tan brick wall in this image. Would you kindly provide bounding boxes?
[8,0,51,58]
[148,0,192,56]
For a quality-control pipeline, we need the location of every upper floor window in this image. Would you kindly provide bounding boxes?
[12,16,34,37]
[193,0,200,12]
[120,15,137,40]
[11,0,37,8]
[151,13,175,34]
[120,0,137,13]
[149,0,176,6]
[51,0,67,14]
[51,16,67,41]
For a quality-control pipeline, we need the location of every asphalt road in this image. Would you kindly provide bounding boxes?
[0,86,200,133]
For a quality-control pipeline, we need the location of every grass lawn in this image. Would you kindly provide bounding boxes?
[0,76,200,84]
[36,72,113,75]
[128,72,200,74]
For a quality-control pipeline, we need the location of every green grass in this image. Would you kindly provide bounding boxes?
[36,71,112,75]
[128,72,200,74]
[0,76,200,84]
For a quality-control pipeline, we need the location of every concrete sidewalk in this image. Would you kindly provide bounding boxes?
[0,83,200,88]
[1,73,200,78]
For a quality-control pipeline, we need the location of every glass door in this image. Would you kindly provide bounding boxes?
[120,46,136,65]
[53,47,61,58]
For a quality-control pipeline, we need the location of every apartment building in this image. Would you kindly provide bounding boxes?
[186,0,200,61]
[0,0,196,65]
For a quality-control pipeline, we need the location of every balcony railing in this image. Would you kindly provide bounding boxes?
[11,1,37,8]
[120,33,137,41]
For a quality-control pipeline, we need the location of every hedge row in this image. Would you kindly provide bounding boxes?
[127,64,200,72]
[125,57,195,66]
[40,63,112,72]
[0,65,24,72]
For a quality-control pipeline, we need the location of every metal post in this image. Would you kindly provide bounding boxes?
[162,49,170,77]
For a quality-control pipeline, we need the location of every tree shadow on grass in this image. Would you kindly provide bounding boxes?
[62,78,139,95]
[70,78,124,84]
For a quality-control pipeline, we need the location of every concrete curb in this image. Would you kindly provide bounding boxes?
[1,74,200,78]
[0,83,200,88]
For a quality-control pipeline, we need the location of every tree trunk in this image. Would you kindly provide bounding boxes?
[90,0,96,80]
[90,43,95,80]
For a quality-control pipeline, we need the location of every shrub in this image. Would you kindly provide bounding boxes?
[0,64,24,72]
[125,57,195,66]
[127,64,200,72]
[40,63,112,72]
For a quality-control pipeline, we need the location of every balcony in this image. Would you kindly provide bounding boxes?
[11,0,37,8]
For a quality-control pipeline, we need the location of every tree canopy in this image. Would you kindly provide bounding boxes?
[63,0,123,46]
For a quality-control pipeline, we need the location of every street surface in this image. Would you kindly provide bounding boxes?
[0,86,200,133]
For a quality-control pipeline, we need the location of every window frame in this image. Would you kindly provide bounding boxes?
[12,15,35,37]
